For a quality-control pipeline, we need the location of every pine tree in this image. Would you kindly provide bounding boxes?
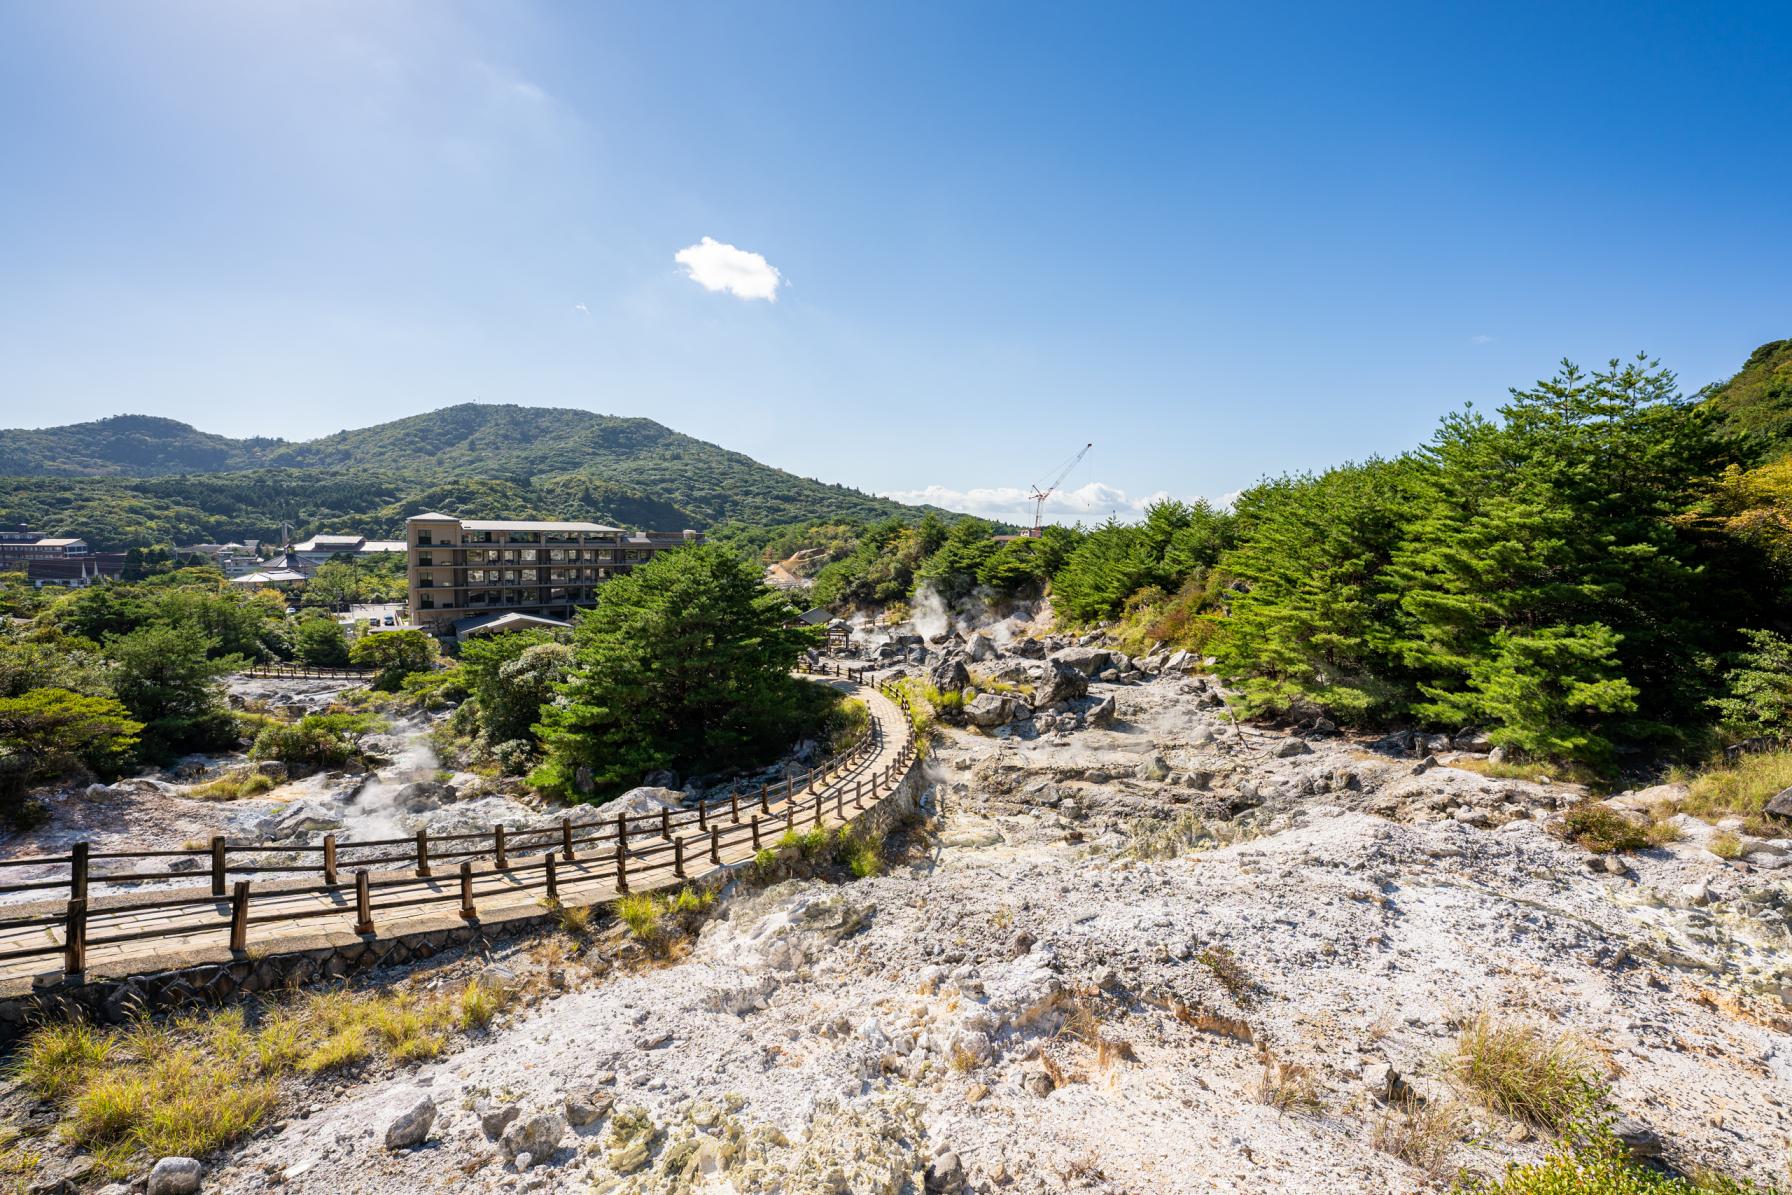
[534,545,827,799]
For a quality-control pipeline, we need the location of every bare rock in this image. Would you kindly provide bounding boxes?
[384,1093,436,1150]
[147,1158,202,1195]
[500,1110,567,1166]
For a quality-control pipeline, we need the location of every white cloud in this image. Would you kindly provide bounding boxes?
[1469,333,1495,345]
[879,481,1216,525]
[674,237,783,302]
[572,303,589,315]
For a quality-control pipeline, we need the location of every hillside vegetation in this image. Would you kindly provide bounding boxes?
[807,351,1792,773]
[1698,338,1792,458]
[0,404,932,545]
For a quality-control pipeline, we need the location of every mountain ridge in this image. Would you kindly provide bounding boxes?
[0,404,939,549]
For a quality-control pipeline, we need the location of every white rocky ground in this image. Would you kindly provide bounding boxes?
[190,650,1792,1195]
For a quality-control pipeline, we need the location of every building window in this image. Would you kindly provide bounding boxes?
[416,531,432,546]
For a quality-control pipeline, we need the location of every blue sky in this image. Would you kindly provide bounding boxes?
[2,2,1788,524]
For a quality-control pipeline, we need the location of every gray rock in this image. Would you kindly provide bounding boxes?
[965,635,997,662]
[1087,695,1117,727]
[564,1090,613,1127]
[1034,659,1089,707]
[394,781,454,812]
[479,1099,521,1139]
[384,1093,437,1150]
[642,768,678,788]
[1488,745,1511,765]
[964,692,1013,727]
[927,656,971,694]
[1361,1061,1410,1104]
[926,1150,966,1192]
[147,1158,202,1195]
[500,1110,568,1164]
[1612,1118,1662,1159]
[1272,738,1311,758]
[1765,786,1792,821]
[1050,646,1112,676]
[1021,1062,1055,1097]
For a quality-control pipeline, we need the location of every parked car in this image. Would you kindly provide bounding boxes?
[367,617,380,628]
[382,615,396,626]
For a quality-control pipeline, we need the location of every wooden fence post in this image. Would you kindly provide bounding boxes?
[709,825,721,865]
[674,836,685,878]
[210,836,226,897]
[63,899,86,977]
[660,807,671,840]
[229,880,251,954]
[760,782,770,814]
[323,834,338,886]
[814,789,823,827]
[730,788,740,823]
[459,861,476,920]
[751,816,761,851]
[495,824,508,870]
[354,869,373,934]
[70,842,88,903]
[415,829,431,878]
[561,816,575,862]
[545,853,559,902]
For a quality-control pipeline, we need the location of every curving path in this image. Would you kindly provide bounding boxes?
[0,672,917,995]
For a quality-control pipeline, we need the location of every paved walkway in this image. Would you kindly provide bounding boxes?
[0,679,912,991]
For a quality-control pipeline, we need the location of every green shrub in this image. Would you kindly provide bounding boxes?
[1683,750,1792,820]
[1554,802,1650,854]
[1456,1119,1768,1193]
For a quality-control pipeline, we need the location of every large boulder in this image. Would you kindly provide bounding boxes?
[964,693,1014,728]
[500,1109,567,1166]
[965,635,998,662]
[394,781,455,812]
[927,656,971,694]
[1008,638,1046,660]
[609,786,685,818]
[1049,646,1113,677]
[1034,659,1089,707]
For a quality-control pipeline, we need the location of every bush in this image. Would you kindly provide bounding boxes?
[1554,801,1651,854]
[1457,1118,1767,1193]
[249,712,384,772]
[1682,750,1792,821]
[1710,629,1792,741]
[348,629,436,692]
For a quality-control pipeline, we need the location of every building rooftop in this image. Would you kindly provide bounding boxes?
[460,519,623,533]
[452,611,575,637]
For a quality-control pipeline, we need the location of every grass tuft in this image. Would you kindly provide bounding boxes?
[1682,750,1792,822]
[1255,1055,1322,1115]
[1450,1012,1600,1131]
[1706,831,1745,860]
[1198,946,1260,1006]
[1371,1094,1463,1181]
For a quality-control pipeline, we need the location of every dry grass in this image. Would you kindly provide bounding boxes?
[1452,757,1603,787]
[1706,831,1745,860]
[1370,1094,1464,1181]
[1682,749,1792,821]
[613,886,717,955]
[1198,945,1260,1006]
[549,900,593,937]
[186,770,279,801]
[1255,1054,1323,1116]
[1450,1012,1600,1130]
[11,980,512,1176]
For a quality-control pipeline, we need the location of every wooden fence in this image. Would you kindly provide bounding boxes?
[0,661,913,982]
[240,663,377,681]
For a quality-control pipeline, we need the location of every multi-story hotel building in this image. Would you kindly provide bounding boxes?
[405,513,700,636]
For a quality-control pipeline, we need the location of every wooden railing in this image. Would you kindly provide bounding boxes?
[240,663,377,681]
[0,662,913,982]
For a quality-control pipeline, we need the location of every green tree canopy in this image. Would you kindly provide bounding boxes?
[535,544,828,798]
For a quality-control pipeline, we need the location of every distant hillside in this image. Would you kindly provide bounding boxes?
[0,414,287,476]
[0,404,935,548]
[1699,339,1792,459]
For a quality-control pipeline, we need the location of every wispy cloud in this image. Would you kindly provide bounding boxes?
[880,481,1212,524]
[674,237,783,302]
[1469,333,1495,345]
[572,303,589,315]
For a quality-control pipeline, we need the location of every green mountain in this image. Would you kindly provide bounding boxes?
[1698,339,1792,459]
[0,404,932,550]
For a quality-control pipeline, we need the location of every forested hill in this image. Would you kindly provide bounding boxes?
[0,404,934,547]
[1698,339,1792,458]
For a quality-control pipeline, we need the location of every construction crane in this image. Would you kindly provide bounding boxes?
[1027,442,1092,536]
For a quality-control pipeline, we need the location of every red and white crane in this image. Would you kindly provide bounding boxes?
[1027,442,1092,536]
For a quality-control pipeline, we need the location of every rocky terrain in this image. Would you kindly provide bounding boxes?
[160,629,1792,1194]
